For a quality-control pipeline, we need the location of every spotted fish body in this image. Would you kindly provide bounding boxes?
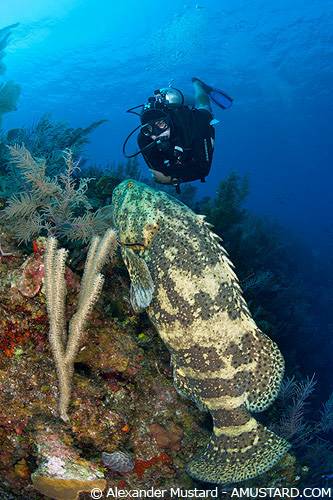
[112,180,290,484]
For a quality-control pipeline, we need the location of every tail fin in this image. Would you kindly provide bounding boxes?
[187,418,290,484]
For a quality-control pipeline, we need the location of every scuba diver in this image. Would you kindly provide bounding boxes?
[123,78,233,192]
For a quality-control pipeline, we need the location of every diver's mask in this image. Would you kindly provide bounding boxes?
[123,106,173,158]
[122,86,183,159]
[140,117,170,138]
[141,118,171,153]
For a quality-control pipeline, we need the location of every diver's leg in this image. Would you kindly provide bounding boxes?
[192,78,212,112]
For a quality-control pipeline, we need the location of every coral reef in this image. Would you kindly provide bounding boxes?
[31,424,106,500]
[0,239,208,498]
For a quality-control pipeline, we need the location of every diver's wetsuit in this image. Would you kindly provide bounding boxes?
[138,106,215,183]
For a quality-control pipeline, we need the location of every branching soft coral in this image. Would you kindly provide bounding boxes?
[0,145,112,244]
[319,391,333,433]
[44,231,117,421]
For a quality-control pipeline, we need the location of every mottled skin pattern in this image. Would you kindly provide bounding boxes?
[112,180,290,484]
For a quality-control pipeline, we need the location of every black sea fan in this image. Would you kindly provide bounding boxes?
[271,375,317,448]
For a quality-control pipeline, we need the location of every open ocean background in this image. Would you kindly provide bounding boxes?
[2,0,332,254]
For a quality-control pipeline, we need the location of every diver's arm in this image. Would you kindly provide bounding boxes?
[140,141,178,181]
[141,147,167,175]
[137,133,166,174]
[150,170,174,184]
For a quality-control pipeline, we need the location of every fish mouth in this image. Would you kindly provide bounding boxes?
[119,241,146,252]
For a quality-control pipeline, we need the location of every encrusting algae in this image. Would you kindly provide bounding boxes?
[112,180,291,484]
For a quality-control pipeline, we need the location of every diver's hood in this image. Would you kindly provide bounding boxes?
[140,108,168,125]
[152,87,185,107]
[140,87,184,122]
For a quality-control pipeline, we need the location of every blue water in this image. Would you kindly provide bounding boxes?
[2,0,333,251]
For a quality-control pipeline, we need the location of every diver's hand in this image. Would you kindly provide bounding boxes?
[150,169,174,185]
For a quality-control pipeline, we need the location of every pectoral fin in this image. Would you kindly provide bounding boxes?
[121,247,155,312]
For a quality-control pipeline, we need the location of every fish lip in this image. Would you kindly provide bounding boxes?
[119,240,145,249]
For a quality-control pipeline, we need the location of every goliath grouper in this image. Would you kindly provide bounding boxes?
[111,180,290,484]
